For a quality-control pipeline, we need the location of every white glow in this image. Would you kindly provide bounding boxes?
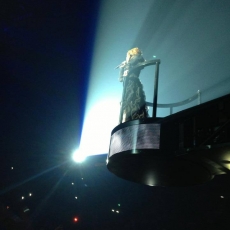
[72,149,86,163]
[72,182,74,185]
[29,193,32,196]
[80,98,120,156]
[21,196,25,200]
[112,209,114,212]
[75,196,78,199]
[116,210,119,213]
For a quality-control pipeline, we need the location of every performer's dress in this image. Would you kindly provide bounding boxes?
[119,55,148,123]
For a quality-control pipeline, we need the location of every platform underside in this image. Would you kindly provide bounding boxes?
[107,146,230,186]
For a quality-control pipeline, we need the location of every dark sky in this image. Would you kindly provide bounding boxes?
[1,0,230,229]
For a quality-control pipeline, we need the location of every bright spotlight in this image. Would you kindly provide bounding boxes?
[72,149,86,163]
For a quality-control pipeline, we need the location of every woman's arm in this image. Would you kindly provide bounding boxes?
[119,54,144,81]
[128,54,145,66]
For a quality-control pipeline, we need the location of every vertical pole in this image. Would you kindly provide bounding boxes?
[197,90,201,105]
[119,77,127,123]
[152,62,159,118]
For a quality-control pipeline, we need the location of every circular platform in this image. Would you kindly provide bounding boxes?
[107,116,229,186]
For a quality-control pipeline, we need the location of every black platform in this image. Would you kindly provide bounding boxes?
[107,93,230,186]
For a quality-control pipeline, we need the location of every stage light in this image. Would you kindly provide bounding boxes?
[72,149,86,163]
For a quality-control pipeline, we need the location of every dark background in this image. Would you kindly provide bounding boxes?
[1,1,230,229]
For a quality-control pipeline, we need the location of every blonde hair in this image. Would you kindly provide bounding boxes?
[127,47,142,56]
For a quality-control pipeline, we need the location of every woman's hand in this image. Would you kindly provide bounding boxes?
[120,60,127,68]
[123,70,129,76]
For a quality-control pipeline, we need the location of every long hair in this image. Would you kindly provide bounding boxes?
[127,47,142,56]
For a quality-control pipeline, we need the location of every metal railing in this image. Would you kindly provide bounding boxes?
[146,90,201,115]
[119,59,201,122]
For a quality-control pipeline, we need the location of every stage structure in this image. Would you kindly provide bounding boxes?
[107,60,230,186]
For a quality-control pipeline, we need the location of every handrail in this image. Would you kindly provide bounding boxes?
[146,90,201,115]
[129,59,161,73]
[119,59,201,121]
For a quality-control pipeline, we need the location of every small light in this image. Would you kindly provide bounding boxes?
[153,55,157,58]
[112,209,114,212]
[11,167,14,170]
[29,193,32,197]
[75,196,78,199]
[73,217,78,222]
[220,196,224,198]
[22,196,25,200]
[81,178,83,180]
[116,210,119,213]
[6,206,10,209]
[118,204,121,206]
[72,182,74,185]
[24,208,30,213]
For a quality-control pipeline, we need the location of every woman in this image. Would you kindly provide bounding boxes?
[119,47,148,123]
